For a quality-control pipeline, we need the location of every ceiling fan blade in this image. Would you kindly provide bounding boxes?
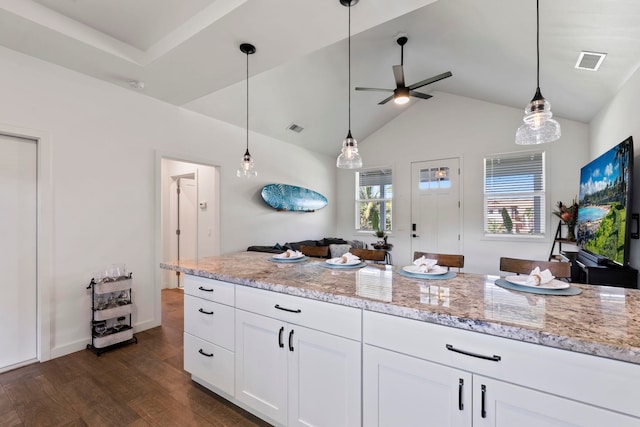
[409,91,433,100]
[355,87,394,93]
[407,71,453,91]
[378,95,394,105]
[392,65,405,88]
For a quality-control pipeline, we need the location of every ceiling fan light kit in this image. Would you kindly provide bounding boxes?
[355,34,452,106]
[237,42,258,178]
[336,0,363,170]
[516,0,561,145]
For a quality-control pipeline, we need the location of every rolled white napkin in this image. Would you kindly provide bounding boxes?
[413,256,438,272]
[330,252,360,264]
[526,267,555,286]
[279,249,303,258]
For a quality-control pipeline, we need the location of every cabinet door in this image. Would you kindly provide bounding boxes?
[474,376,640,427]
[235,309,288,426]
[288,325,361,427]
[363,345,472,427]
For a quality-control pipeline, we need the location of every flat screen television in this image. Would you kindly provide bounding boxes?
[576,136,633,266]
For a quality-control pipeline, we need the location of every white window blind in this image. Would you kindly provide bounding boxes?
[484,151,545,236]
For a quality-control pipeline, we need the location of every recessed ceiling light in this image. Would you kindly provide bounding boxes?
[575,51,606,71]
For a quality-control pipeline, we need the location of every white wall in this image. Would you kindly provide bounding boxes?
[590,66,640,273]
[0,45,336,358]
[336,92,589,274]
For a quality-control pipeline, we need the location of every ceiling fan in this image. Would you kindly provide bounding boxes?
[355,35,452,105]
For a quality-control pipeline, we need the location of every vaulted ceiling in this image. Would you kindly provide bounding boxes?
[2,0,640,156]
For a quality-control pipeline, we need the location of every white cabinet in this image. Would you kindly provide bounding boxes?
[363,310,640,427]
[473,376,640,427]
[183,275,235,396]
[364,345,471,427]
[235,286,361,427]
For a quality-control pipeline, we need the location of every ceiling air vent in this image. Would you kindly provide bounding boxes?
[575,51,606,71]
[287,123,304,133]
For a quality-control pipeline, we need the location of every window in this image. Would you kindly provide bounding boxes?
[484,151,545,236]
[356,168,392,232]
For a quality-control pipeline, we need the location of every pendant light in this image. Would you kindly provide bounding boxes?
[515,0,561,145]
[237,43,258,178]
[336,0,363,169]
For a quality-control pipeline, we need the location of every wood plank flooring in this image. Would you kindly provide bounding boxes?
[0,289,271,427]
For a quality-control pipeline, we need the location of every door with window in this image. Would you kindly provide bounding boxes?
[411,158,461,258]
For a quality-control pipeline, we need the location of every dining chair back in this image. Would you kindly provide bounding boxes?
[499,257,571,279]
[299,245,330,258]
[349,248,387,263]
[413,252,464,271]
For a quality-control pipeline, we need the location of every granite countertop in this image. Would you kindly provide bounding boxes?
[161,251,640,365]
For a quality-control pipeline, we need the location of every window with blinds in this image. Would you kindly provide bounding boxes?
[484,151,545,236]
[356,168,392,231]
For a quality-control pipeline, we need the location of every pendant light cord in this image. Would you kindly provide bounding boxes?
[536,0,540,89]
[348,3,351,130]
[246,50,249,152]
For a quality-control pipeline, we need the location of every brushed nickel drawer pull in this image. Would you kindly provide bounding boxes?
[446,344,501,362]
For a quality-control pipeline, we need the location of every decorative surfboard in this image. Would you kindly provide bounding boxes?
[260,183,328,212]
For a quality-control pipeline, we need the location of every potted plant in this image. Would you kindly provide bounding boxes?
[371,210,392,248]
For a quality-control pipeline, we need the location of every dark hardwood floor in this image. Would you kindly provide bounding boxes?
[0,289,271,426]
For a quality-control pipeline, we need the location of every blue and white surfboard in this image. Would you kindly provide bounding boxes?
[260,184,328,212]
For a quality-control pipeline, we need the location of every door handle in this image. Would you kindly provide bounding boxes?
[278,326,284,348]
[412,233,419,238]
[458,378,464,410]
[288,329,294,351]
[481,384,487,418]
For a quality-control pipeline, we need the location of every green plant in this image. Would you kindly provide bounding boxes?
[501,207,513,233]
[371,209,386,238]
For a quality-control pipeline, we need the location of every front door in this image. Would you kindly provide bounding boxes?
[411,158,462,259]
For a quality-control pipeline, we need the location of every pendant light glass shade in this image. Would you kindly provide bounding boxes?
[336,130,363,169]
[515,0,560,145]
[237,43,257,178]
[337,0,362,169]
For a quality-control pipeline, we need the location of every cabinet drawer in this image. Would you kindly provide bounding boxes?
[236,285,361,341]
[184,294,234,350]
[184,333,234,396]
[364,310,640,418]
[184,275,234,305]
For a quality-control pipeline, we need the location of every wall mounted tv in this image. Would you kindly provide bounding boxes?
[576,136,633,266]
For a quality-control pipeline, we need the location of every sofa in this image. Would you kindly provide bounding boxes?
[247,237,367,258]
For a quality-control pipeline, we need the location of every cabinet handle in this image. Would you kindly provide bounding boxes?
[288,329,294,351]
[275,304,302,313]
[458,378,464,410]
[481,384,487,418]
[198,308,214,315]
[198,348,214,358]
[278,326,284,348]
[446,344,501,362]
[198,286,214,292]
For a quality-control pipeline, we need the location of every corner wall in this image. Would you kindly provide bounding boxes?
[590,66,640,273]
[336,92,589,274]
[0,45,335,358]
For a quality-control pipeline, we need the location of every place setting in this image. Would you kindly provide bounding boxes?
[397,256,457,280]
[321,252,367,269]
[269,249,308,263]
[494,267,582,295]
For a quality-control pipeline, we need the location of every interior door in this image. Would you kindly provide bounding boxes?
[0,134,37,370]
[411,158,461,258]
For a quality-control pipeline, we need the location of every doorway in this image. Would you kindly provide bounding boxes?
[411,158,462,258]
[160,158,220,291]
[0,134,37,371]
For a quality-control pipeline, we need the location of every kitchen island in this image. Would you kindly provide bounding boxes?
[162,251,640,427]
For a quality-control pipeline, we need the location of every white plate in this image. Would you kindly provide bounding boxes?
[504,275,570,290]
[326,257,362,266]
[402,265,449,276]
[272,253,304,260]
